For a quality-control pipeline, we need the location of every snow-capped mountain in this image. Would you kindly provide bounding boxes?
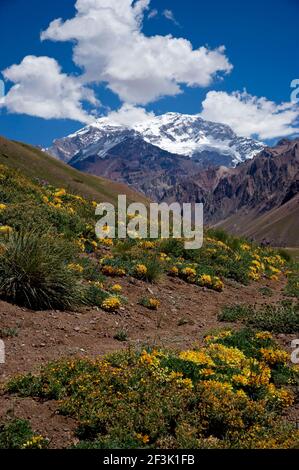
[47,112,265,167]
[47,119,135,163]
[134,113,264,166]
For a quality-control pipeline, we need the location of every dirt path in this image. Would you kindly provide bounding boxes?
[0,276,286,381]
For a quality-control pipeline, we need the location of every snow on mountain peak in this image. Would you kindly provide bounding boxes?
[47,112,265,166]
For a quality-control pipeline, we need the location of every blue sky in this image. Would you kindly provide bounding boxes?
[0,0,298,147]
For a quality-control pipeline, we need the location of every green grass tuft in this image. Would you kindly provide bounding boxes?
[0,230,82,310]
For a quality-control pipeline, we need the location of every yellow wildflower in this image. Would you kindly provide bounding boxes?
[54,188,66,197]
[212,277,224,292]
[255,332,273,340]
[199,274,212,285]
[136,433,150,445]
[179,350,215,367]
[241,243,251,251]
[21,435,47,449]
[102,265,126,277]
[68,263,84,273]
[260,348,289,365]
[0,225,13,234]
[135,264,148,276]
[232,374,249,386]
[111,284,122,292]
[102,296,121,312]
[141,241,155,249]
[169,266,179,276]
[100,238,113,247]
[148,298,160,310]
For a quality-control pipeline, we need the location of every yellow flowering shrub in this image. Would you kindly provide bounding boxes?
[197,274,224,292]
[139,296,160,310]
[111,284,122,293]
[102,265,126,277]
[169,266,179,276]
[148,298,160,309]
[101,296,121,312]
[141,241,155,249]
[7,330,299,449]
[179,350,215,367]
[21,435,48,449]
[260,348,289,365]
[181,267,197,280]
[134,264,148,277]
[0,418,49,449]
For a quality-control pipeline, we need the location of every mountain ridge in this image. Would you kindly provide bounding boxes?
[47,112,265,168]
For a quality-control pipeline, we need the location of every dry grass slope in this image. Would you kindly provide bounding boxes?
[0,136,149,206]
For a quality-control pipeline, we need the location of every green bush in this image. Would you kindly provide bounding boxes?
[0,230,83,310]
[285,268,299,298]
[0,418,48,449]
[80,257,105,282]
[248,303,299,333]
[259,286,273,297]
[218,304,254,322]
[158,238,184,258]
[219,302,299,334]
[0,419,34,449]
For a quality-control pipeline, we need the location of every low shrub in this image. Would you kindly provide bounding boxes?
[139,297,160,310]
[0,419,48,449]
[248,303,299,333]
[113,329,128,342]
[218,305,254,322]
[219,302,299,334]
[285,267,299,298]
[6,331,299,449]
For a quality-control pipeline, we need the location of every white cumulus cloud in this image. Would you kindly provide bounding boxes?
[2,56,98,123]
[200,90,299,140]
[107,103,155,126]
[41,0,232,105]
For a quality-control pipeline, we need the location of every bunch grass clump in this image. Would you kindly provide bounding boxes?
[0,230,82,310]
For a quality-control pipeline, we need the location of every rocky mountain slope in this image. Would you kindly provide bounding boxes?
[70,135,202,201]
[163,138,299,246]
